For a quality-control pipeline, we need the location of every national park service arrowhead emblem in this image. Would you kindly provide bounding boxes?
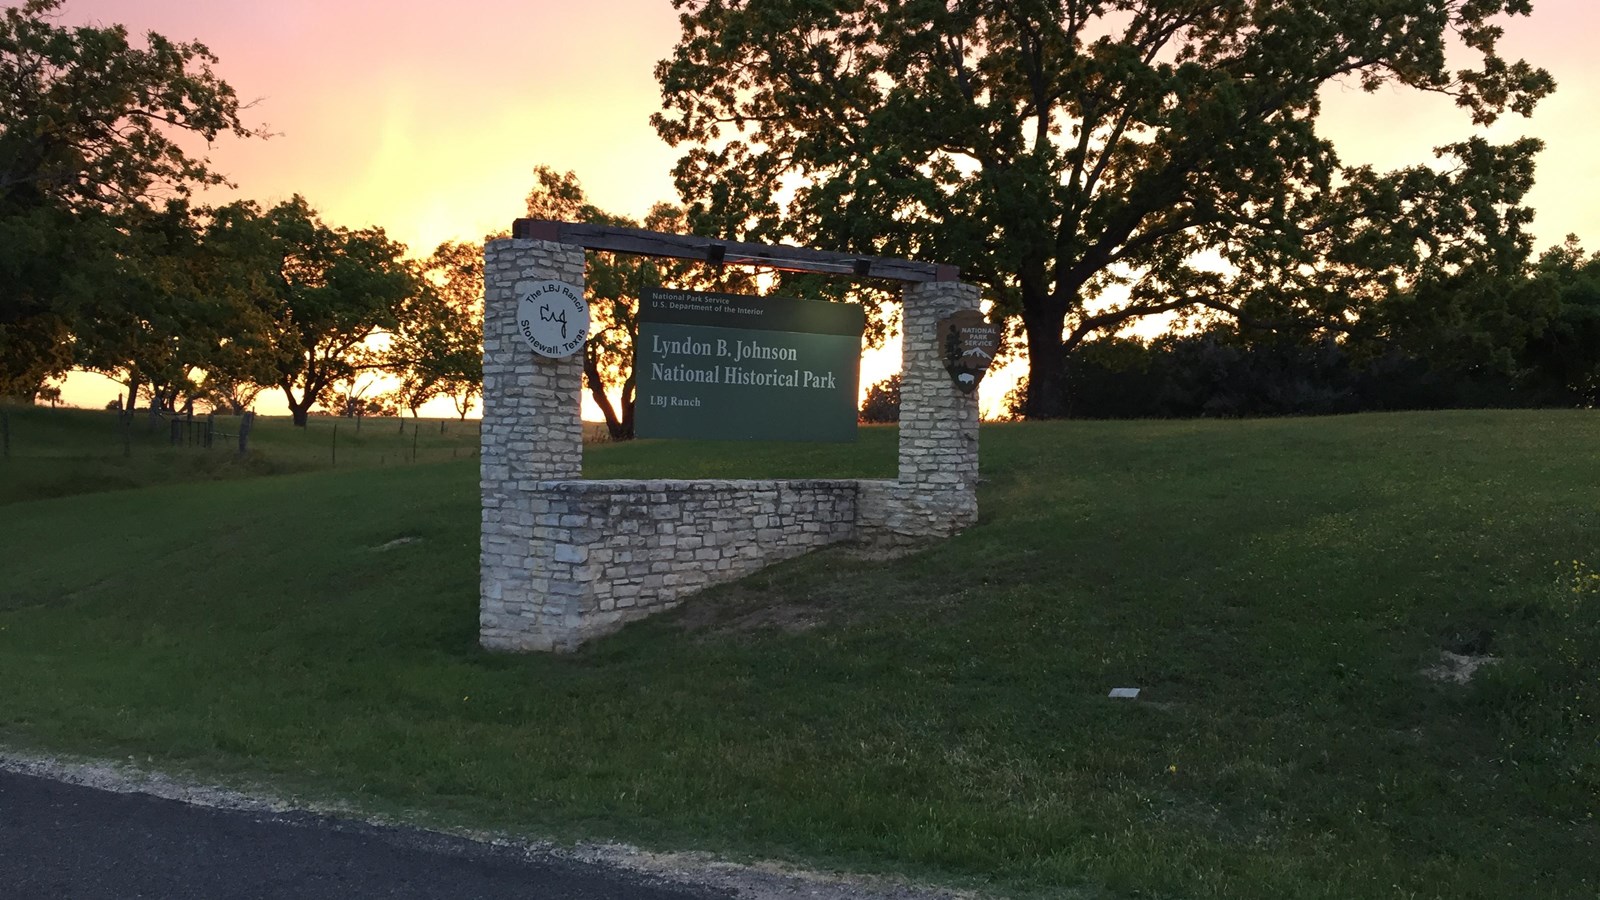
[936,310,1001,393]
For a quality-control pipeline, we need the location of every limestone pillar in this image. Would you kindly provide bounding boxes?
[858,279,982,544]
[479,238,585,650]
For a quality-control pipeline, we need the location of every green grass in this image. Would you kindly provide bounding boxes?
[583,423,897,480]
[0,404,481,504]
[0,410,1596,898]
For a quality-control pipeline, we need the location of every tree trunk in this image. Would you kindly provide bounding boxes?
[123,373,142,420]
[283,369,329,426]
[1020,303,1071,419]
[618,376,635,441]
[584,353,633,441]
[153,384,179,419]
[283,384,313,427]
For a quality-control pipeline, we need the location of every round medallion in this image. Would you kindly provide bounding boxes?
[514,280,589,358]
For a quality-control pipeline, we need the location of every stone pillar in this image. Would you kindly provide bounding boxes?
[858,279,982,545]
[480,238,585,651]
[898,280,981,494]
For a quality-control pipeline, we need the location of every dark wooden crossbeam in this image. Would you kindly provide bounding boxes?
[512,218,958,283]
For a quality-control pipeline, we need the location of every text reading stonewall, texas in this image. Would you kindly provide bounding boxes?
[635,288,864,442]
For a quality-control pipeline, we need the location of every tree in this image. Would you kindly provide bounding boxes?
[654,0,1555,418]
[0,204,80,397]
[218,197,419,426]
[70,200,211,415]
[47,198,279,417]
[325,370,394,419]
[0,0,257,398]
[1518,238,1600,406]
[386,373,438,419]
[859,373,901,423]
[387,240,484,420]
[190,201,291,413]
[197,376,264,416]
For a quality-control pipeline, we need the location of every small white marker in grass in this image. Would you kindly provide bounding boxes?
[1108,687,1141,699]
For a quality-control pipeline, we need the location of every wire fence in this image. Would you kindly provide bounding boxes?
[0,407,482,468]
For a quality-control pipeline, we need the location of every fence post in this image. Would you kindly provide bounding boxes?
[1,410,9,459]
[238,411,255,455]
[411,426,419,462]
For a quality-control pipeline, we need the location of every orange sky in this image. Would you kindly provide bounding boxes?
[53,0,1600,418]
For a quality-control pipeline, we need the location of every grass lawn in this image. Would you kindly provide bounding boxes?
[0,404,481,504]
[0,410,1595,898]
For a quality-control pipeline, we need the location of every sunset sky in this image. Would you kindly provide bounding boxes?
[52,0,1600,418]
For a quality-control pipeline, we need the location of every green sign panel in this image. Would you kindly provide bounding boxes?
[635,288,864,442]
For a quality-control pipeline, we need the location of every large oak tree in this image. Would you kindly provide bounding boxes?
[0,0,257,398]
[653,0,1555,417]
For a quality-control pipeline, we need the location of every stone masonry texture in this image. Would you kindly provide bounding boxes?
[480,238,983,652]
[481,480,859,651]
[859,279,982,547]
[479,239,585,651]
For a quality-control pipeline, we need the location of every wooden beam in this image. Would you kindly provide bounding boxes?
[511,218,959,282]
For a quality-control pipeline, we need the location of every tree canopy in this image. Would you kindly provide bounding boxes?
[0,0,258,399]
[654,0,1556,417]
[387,240,485,420]
[211,196,419,426]
[0,0,256,213]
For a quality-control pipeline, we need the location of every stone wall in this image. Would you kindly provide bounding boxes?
[479,237,984,652]
[481,479,860,651]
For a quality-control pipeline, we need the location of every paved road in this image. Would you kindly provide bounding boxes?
[0,770,729,899]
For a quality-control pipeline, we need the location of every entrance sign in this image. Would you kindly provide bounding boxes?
[482,221,981,654]
[635,288,864,442]
[516,279,589,358]
[937,309,1001,393]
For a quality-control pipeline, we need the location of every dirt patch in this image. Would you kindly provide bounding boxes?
[1423,650,1499,684]
[670,582,829,636]
[372,536,421,552]
[666,545,952,641]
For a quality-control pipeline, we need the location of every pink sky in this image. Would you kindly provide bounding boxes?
[51,0,1600,416]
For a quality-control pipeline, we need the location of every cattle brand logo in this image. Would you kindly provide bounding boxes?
[937,309,1001,393]
[514,280,589,359]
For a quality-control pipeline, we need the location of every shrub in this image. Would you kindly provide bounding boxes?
[859,373,901,423]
